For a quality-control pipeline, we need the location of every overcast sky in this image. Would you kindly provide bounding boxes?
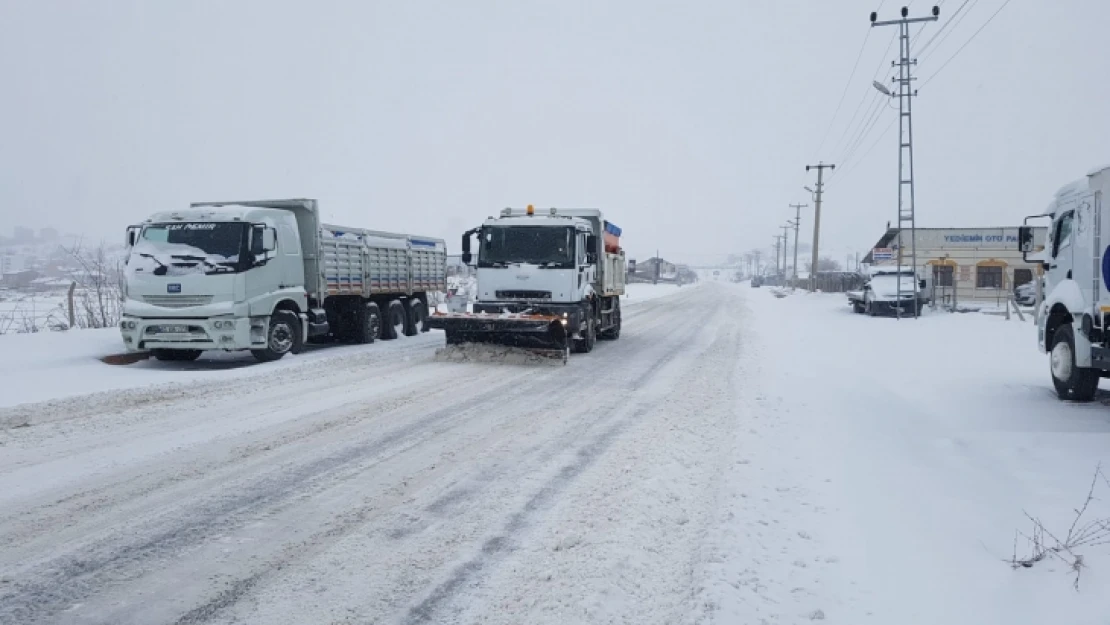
[0,0,1107,266]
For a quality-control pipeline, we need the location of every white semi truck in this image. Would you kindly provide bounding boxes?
[427,205,626,361]
[1019,165,1110,401]
[121,199,446,362]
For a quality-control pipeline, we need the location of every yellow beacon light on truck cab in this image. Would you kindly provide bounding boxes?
[526,204,534,215]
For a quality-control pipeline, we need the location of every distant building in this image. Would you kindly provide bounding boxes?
[862,226,1049,305]
[13,226,35,243]
[0,255,28,274]
[39,227,59,243]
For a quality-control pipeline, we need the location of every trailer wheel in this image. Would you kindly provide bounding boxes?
[574,315,596,353]
[404,299,426,336]
[152,349,202,362]
[252,311,301,362]
[1050,324,1100,402]
[355,302,382,344]
[382,300,406,340]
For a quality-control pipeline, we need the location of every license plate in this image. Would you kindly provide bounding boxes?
[153,325,190,334]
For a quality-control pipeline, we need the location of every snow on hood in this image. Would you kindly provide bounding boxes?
[869,275,918,299]
[127,238,239,277]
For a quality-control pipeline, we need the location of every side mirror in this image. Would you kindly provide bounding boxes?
[262,227,277,252]
[919,279,926,289]
[461,228,476,265]
[586,234,598,255]
[1018,226,1034,253]
[126,226,140,247]
[251,225,276,255]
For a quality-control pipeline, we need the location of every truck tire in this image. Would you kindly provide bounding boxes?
[152,349,202,362]
[404,299,426,337]
[355,302,382,344]
[600,299,621,340]
[574,315,596,353]
[252,310,301,362]
[382,300,406,340]
[1050,324,1100,402]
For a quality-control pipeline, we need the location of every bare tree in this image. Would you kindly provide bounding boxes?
[63,240,125,329]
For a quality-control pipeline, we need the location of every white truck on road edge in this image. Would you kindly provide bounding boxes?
[1020,165,1110,401]
[121,199,446,362]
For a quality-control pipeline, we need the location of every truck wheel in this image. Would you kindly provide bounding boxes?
[574,316,596,353]
[152,349,202,362]
[404,299,426,336]
[382,300,406,340]
[252,311,301,362]
[355,302,382,344]
[1050,324,1100,401]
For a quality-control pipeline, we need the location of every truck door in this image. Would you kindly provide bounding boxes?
[1047,208,1075,289]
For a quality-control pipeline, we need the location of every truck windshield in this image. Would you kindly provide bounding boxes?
[129,222,248,276]
[478,226,575,268]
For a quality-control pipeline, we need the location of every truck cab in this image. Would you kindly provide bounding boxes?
[121,205,306,361]
[1021,164,1110,401]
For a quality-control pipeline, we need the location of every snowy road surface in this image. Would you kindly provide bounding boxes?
[3,282,1110,624]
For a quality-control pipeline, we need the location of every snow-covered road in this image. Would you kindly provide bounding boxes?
[0,283,739,625]
[4,282,1110,625]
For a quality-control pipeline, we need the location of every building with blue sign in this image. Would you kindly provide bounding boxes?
[861,226,1048,306]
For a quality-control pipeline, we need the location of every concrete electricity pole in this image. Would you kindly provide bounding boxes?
[805,163,835,291]
[781,225,791,281]
[789,203,807,285]
[871,5,939,319]
[772,236,782,280]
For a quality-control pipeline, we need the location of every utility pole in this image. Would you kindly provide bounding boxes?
[871,5,939,319]
[805,163,835,291]
[781,225,791,283]
[753,250,762,276]
[772,237,781,280]
[789,203,807,286]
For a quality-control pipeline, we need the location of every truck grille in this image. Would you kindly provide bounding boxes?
[495,290,552,300]
[142,295,214,308]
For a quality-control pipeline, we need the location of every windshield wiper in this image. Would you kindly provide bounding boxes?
[137,252,169,276]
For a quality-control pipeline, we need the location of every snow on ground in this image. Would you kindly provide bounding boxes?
[697,287,1110,624]
[0,283,690,413]
[7,281,1105,624]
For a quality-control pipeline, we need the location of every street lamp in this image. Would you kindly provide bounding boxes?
[872,80,893,97]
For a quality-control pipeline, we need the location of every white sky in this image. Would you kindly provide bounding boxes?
[0,0,1107,265]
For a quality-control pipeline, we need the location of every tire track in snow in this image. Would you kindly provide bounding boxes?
[164,291,715,625]
[400,292,734,624]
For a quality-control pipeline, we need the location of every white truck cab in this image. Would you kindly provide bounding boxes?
[1020,164,1110,401]
[122,205,301,361]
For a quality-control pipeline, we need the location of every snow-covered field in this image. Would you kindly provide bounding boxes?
[2,282,1108,624]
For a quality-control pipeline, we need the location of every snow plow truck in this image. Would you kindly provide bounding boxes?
[426,206,626,363]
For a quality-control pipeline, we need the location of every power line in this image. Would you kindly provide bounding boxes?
[917,0,973,56]
[838,93,888,169]
[921,0,1014,88]
[828,116,898,189]
[813,27,873,159]
[828,30,898,158]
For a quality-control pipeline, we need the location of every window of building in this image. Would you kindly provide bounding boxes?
[977,265,1004,289]
[932,265,954,287]
[1013,268,1033,288]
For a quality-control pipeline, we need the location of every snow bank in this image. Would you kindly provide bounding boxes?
[622,282,687,304]
[699,287,1110,624]
[0,326,443,412]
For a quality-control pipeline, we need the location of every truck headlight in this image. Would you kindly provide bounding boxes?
[213,319,234,330]
[120,319,137,330]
